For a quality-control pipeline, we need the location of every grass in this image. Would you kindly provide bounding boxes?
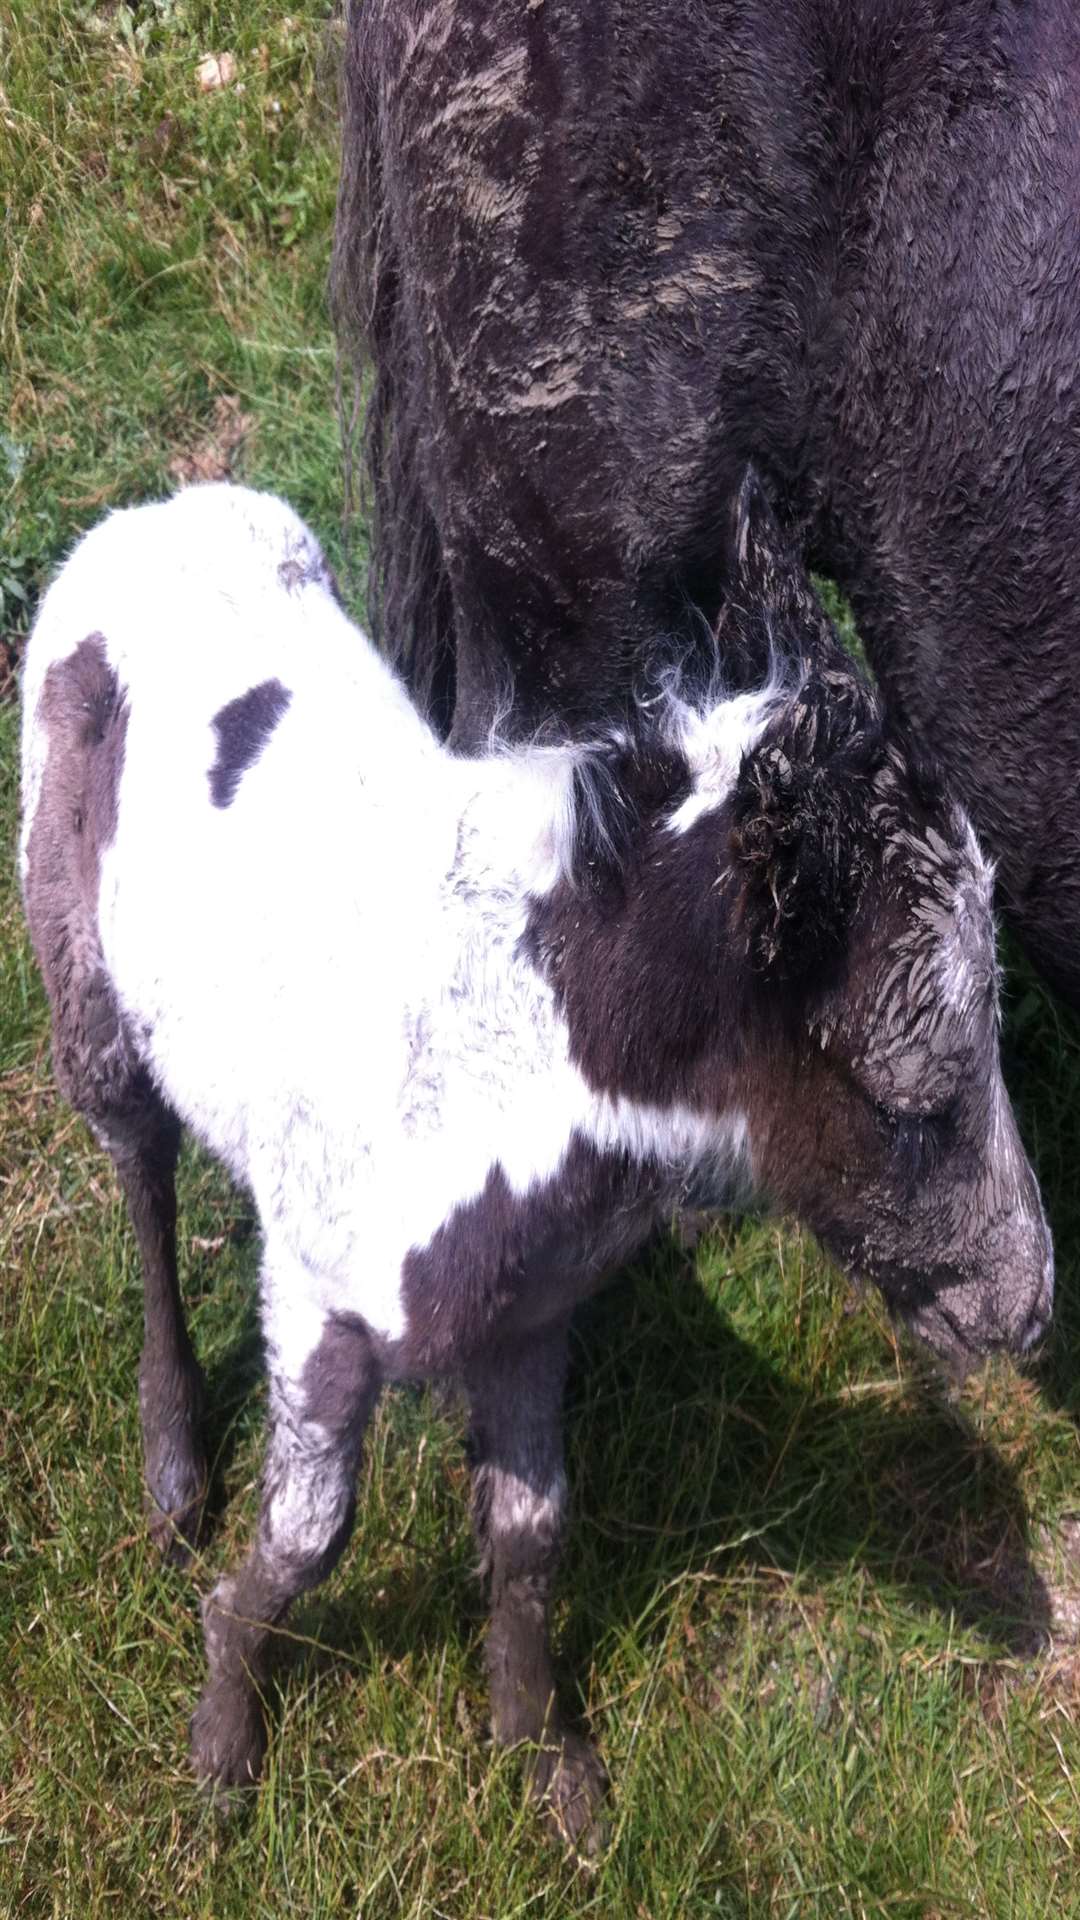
[4,5,1080,1915]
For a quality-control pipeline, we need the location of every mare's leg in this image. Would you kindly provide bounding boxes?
[190,1302,380,1792]
[466,1318,607,1850]
[111,1100,207,1563]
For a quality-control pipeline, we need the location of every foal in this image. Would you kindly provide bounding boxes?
[20,476,1051,1844]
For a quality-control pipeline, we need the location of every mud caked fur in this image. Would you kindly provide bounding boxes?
[333,0,1080,1005]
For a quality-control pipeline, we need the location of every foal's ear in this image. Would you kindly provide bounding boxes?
[730,466,783,588]
[728,674,875,980]
[729,469,817,616]
[721,468,824,684]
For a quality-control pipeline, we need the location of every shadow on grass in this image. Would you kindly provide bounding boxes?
[181,1200,265,1542]
[564,1247,1051,1666]
[200,1322,267,1543]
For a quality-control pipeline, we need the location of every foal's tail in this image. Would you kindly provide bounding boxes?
[330,1,457,734]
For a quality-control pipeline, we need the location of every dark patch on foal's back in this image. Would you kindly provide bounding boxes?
[208,678,292,809]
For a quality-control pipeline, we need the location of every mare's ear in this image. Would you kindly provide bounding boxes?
[728,671,877,980]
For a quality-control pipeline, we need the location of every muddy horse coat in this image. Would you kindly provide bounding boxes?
[334,0,1080,1003]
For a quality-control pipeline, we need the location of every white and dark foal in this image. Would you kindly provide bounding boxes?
[20,478,1051,1844]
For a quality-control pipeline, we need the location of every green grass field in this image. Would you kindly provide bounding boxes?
[5,6,1080,1915]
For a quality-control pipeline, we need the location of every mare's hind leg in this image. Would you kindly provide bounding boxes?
[466,1319,608,1852]
[191,1299,380,1793]
[110,1100,208,1563]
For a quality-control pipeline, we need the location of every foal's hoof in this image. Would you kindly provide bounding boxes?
[145,1479,206,1568]
[142,1365,209,1567]
[190,1677,267,1802]
[527,1732,609,1857]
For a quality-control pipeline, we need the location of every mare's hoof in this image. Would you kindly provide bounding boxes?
[527,1731,609,1857]
[190,1677,267,1801]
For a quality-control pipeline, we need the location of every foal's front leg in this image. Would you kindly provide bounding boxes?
[190,1299,380,1792]
[466,1318,608,1850]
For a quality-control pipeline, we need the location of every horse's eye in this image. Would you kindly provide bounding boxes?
[875,1100,956,1175]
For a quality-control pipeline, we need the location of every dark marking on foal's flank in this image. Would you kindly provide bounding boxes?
[23,632,137,1114]
[398,1136,665,1371]
[208,678,292,808]
[42,632,128,855]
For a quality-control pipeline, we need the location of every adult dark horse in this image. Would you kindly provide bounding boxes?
[333,0,1080,1003]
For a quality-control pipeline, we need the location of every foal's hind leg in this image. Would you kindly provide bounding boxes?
[23,634,205,1559]
[34,920,207,1562]
[110,1101,208,1563]
[466,1319,607,1852]
[191,1299,380,1793]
